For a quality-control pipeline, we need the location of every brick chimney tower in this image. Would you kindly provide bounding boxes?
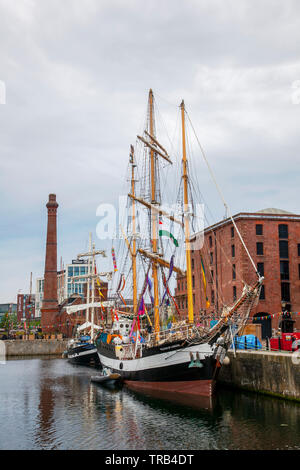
[41,194,59,333]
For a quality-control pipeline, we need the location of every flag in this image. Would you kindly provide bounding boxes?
[200,256,210,309]
[159,220,178,247]
[111,247,118,272]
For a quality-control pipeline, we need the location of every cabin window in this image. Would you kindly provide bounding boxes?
[256,224,263,235]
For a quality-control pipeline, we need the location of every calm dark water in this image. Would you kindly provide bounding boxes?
[0,357,299,450]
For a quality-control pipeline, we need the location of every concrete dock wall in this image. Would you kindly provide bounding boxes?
[218,350,300,401]
[3,339,68,357]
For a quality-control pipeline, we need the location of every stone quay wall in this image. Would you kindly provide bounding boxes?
[218,350,300,401]
[2,339,68,357]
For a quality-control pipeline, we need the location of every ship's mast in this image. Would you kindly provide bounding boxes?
[180,100,194,324]
[149,89,160,335]
[130,145,138,313]
[91,242,95,341]
[86,233,92,323]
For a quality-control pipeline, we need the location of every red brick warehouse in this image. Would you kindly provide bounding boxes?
[175,208,300,338]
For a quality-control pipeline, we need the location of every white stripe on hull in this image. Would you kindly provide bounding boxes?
[98,343,213,372]
[68,347,97,359]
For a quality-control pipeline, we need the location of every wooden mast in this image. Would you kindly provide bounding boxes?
[180,100,194,324]
[149,89,160,335]
[130,145,138,313]
[86,232,92,324]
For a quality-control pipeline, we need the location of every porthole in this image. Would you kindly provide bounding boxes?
[119,362,123,370]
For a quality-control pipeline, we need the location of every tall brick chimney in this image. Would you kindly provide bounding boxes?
[41,194,59,333]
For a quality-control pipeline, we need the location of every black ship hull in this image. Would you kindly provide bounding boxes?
[67,343,100,367]
[96,338,220,396]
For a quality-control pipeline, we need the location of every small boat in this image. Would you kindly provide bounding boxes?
[65,233,112,367]
[66,335,100,366]
[91,368,122,386]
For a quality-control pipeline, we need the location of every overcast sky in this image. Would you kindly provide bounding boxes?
[0,0,300,303]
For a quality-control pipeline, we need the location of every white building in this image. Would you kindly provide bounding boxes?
[35,260,89,316]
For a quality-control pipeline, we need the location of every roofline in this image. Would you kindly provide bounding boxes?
[192,211,300,238]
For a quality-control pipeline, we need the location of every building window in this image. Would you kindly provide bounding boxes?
[192,275,195,288]
[257,262,264,277]
[280,261,289,280]
[279,240,289,259]
[191,258,194,270]
[299,264,300,280]
[209,235,212,247]
[281,282,290,302]
[298,244,300,256]
[210,270,214,280]
[210,252,213,264]
[278,224,288,239]
[211,290,215,305]
[231,226,234,238]
[232,264,236,280]
[233,286,237,301]
[259,285,265,300]
[256,224,263,235]
[256,242,264,255]
[231,244,235,257]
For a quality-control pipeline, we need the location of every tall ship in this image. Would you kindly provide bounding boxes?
[95,90,263,397]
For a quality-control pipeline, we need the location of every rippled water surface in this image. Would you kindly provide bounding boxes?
[0,358,299,450]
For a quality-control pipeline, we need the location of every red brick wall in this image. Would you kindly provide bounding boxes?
[175,213,300,332]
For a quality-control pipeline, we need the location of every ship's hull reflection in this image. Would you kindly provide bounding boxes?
[124,383,216,411]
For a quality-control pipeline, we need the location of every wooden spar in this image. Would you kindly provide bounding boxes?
[137,135,172,165]
[138,248,185,276]
[128,193,183,227]
[180,100,194,324]
[120,224,133,257]
[130,145,138,314]
[144,130,169,157]
[149,89,160,335]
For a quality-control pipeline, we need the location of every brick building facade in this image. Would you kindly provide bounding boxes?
[175,208,300,337]
[17,294,35,323]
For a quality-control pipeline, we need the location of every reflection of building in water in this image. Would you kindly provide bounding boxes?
[216,390,300,449]
[36,362,56,448]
